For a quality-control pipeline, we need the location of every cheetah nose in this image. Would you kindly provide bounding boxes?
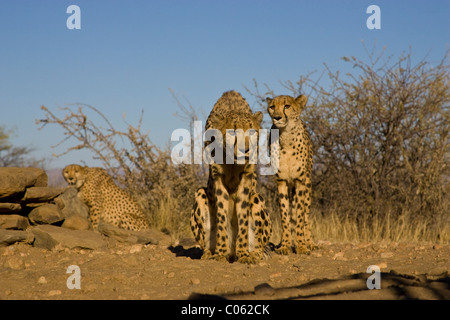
[274,116,282,121]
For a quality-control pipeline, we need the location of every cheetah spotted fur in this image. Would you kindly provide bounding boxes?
[63,164,150,231]
[190,90,272,264]
[266,94,315,254]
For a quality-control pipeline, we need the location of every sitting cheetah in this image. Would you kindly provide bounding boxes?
[190,90,272,264]
[266,94,315,254]
[62,164,150,231]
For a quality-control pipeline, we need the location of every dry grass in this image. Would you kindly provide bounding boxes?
[310,208,449,244]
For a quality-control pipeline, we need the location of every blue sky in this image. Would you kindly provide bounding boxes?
[0,0,448,168]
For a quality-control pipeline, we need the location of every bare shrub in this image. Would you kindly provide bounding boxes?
[37,104,206,239]
[0,125,47,168]
[247,48,449,243]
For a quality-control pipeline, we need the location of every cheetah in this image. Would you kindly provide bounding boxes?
[266,94,315,255]
[190,90,272,264]
[62,164,150,231]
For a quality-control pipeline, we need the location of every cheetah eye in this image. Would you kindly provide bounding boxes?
[284,105,291,109]
[269,105,275,110]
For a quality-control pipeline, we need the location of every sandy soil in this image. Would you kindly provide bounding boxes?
[0,233,448,300]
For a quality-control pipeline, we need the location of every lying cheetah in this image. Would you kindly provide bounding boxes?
[63,164,150,231]
[190,90,272,263]
[266,94,315,254]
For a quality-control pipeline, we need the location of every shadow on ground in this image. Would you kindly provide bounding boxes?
[189,272,450,300]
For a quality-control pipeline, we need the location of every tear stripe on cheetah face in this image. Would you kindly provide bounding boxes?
[266,94,316,254]
[191,91,272,264]
[62,164,151,231]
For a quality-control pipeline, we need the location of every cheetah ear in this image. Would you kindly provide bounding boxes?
[295,95,307,109]
[265,97,273,106]
[254,111,263,124]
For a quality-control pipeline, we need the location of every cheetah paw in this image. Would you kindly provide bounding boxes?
[275,246,290,255]
[237,254,257,264]
[209,254,229,263]
[294,245,311,255]
[200,250,213,260]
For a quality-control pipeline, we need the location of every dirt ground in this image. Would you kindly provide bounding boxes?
[0,232,449,300]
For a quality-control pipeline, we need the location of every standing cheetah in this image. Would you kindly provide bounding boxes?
[190,91,272,264]
[266,94,315,254]
[63,164,151,231]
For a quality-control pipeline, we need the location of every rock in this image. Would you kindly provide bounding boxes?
[61,215,91,231]
[3,256,25,270]
[254,283,275,296]
[54,187,89,220]
[269,272,282,279]
[0,167,47,199]
[22,187,65,203]
[37,276,47,284]
[32,225,106,250]
[0,229,34,246]
[47,290,61,296]
[29,204,64,225]
[0,203,22,213]
[129,244,143,254]
[0,214,29,230]
[381,252,394,258]
[332,252,347,261]
[190,278,201,285]
[97,222,160,245]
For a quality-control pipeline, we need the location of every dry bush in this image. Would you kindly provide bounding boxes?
[0,125,47,168]
[247,47,449,243]
[37,104,207,240]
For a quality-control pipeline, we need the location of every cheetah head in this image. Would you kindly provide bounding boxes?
[63,164,87,189]
[266,94,307,129]
[207,110,263,164]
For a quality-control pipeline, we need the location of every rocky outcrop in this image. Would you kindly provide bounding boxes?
[0,167,92,248]
[31,225,106,250]
[0,166,161,250]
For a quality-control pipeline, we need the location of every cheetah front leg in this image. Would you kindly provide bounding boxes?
[235,173,255,264]
[249,193,272,261]
[190,188,216,260]
[211,177,232,262]
[294,178,314,254]
[276,180,291,255]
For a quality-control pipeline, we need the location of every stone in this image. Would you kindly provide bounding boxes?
[61,215,91,231]
[31,225,106,250]
[54,187,89,219]
[0,214,29,230]
[254,283,275,297]
[38,276,47,284]
[129,244,143,254]
[47,290,61,296]
[4,256,25,270]
[97,222,160,245]
[29,204,64,225]
[0,167,47,199]
[21,187,65,203]
[0,229,34,246]
[0,203,22,213]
